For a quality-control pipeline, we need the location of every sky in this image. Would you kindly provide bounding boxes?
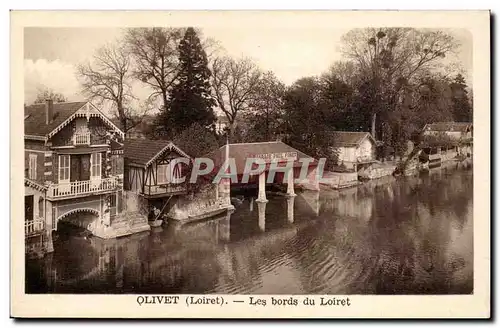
[24,27,473,108]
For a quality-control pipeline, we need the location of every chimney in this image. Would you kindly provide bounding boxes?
[45,99,54,124]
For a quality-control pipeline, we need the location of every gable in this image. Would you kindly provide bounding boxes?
[24,101,87,138]
[124,139,190,167]
[331,131,375,147]
[47,102,124,140]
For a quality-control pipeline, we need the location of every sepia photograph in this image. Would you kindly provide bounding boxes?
[11,10,490,318]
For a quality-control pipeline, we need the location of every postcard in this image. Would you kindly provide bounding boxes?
[11,10,490,319]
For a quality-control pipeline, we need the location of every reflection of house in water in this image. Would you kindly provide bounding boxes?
[320,187,373,223]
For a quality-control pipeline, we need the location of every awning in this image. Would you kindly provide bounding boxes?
[55,146,108,154]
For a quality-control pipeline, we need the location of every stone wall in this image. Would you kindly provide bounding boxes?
[320,171,359,189]
[167,184,232,221]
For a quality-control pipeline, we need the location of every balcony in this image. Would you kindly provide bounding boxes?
[73,131,91,145]
[143,183,187,198]
[47,177,118,200]
[25,218,44,237]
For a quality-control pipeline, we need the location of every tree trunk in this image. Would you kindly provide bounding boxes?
[371,112,377,140]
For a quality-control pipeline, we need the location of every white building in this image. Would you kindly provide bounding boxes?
[330,131,377,170]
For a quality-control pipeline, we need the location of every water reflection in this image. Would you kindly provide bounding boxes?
[26,167,473,295]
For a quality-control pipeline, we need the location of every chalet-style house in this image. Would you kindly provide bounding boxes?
[330,131,377,171]
[124,139,190,218]
[124,138,235,224]
[24,100,149,257]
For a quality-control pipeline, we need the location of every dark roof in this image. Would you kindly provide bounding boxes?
[124,138,190,167]
[331,131,375,147]
[423,122,472,133]
[124,139,172,166]
[24,101,87,137]
[206,141,316,175]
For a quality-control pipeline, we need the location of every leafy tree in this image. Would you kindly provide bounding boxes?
[211,56,262,138]
[172,122,219,158]
[163,27,217,136]
[244,71,286,141]
[341,28,458,145]
[34,88,67,104]
[281,77,338,167]
[450,73,473,122]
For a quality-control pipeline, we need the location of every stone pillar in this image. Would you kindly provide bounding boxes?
[219,211,231,242]
[286,195,295,224]
[102,195,111,227]
[286,169,296,197]
[257,200,266,232]
[256,171,268,203]
[44,200,54,253]
[301,190,320,217]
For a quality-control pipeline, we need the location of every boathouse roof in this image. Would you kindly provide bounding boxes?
[206,141,317,174]
[423,122,472,133]
[124,138,190,167]
[330,131,376,147]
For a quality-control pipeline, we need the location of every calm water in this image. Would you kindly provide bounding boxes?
[26,166,473,294]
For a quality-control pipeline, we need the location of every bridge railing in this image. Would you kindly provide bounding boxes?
[48,177,118,199]
[25,218,45,236]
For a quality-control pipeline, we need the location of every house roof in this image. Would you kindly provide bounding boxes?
[24,101,87,137]
[206,141,317,175]
[423,122,472,133]
[331,131,375,147]
[124,138,190,167]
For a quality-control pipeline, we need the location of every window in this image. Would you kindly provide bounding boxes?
[91,153,102,179]
[58,155,70,182]
[157,164,168,184]
[38,197,44,218]
[111,155,124,176]
[171,163,183,183]
[28,154,37,179]
[109,194,117,218]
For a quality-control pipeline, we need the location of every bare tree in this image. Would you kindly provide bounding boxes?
[34,87,67,104]
[124,28,184,110]
[77,42,147,134]
[210,56,262,137]
[340,28,458,140]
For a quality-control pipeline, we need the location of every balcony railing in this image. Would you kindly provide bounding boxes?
[74,131,91,145]
[47,177,118,199]
[25,218,44,236]
[143,183,187,196]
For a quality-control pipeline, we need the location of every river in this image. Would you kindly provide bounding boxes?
[25,165,473,294]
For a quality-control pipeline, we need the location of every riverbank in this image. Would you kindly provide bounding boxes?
[25,166,473,295]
